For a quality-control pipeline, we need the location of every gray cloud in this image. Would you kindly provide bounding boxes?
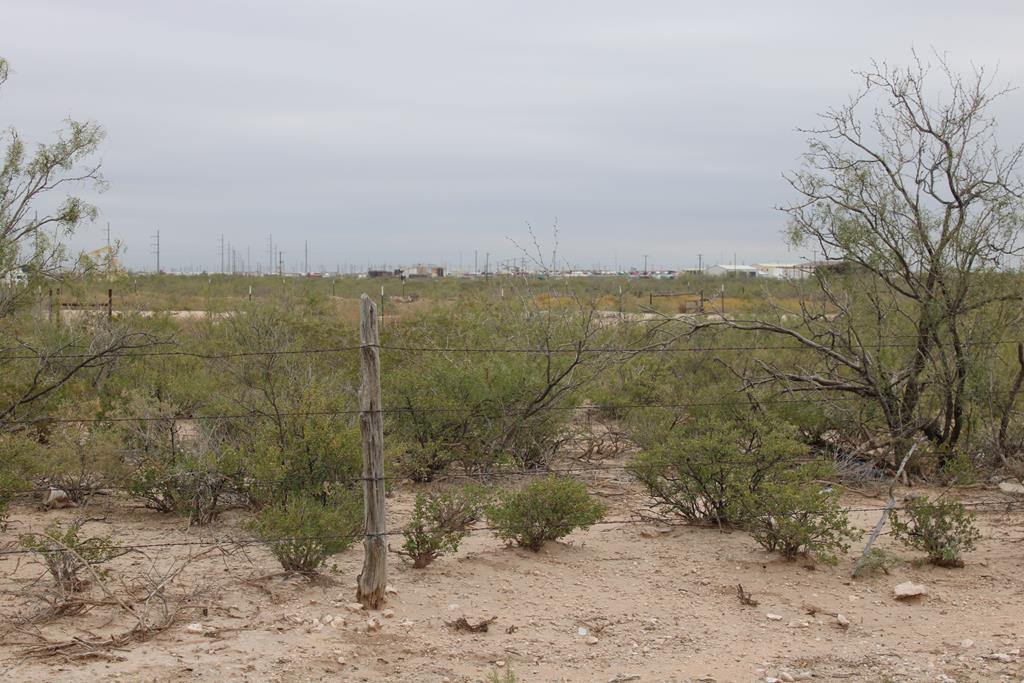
[4,0,1024,271]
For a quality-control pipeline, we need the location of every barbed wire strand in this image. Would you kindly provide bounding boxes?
[5,337,1024,361]
[1,498,1020,558]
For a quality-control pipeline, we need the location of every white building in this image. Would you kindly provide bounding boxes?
[705,264,757,278]
[751,263,812,280]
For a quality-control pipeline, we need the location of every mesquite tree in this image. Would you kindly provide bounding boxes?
[709,54,1024,462]
[0,57,159,429]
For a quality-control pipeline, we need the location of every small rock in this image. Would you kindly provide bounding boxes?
[336,656,345,665]
[586,636,599,645]
[766,613,783,621]
[779,673,795,683]
[185,622,205,634]
[985,652,1013,663]
[399,619,415,628]
[345,603,365,613]
[366,617,382,632]
[382,608,395,619]
[836,613,850,628]
[385,584,398,595]
[960,638,974,649]
[998,480,1024,495]
[322,614,334,624]
[893,581,927,600]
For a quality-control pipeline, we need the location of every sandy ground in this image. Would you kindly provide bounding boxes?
[2,457,1024,683]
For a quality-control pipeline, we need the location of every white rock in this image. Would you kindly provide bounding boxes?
[385,584,398,595]
[779,673,795,682]
[586,636,599,645]
[960,638,974,649]
[345,602,365,613]
[382,608,395,619]
[322,614,334,624]
[999,481,1024,495]
[836,613,850,628]
[766,613,783,621]
[185,622,205,634]
[893,581,928,600]
[366,617,382,632]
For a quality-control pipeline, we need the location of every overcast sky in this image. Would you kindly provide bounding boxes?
[3,1,1024,272]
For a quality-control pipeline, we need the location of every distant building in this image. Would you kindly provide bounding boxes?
[3,267,28,287]
[401,264,446,279]
[706,264,757,278]
[751,263,812,280]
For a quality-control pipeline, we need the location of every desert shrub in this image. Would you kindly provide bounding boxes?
[388,352,569,480]
[485,477,605,551]
[240,419,364,508]
[398,485,486,568]
[21,519,122,594]
[855,547,902,575]
[890,497,981,567]
[251,492,362,573]
[385,296,626,479]
[126,440,236,525]
[937,452,978,486]
[741,468,859,564]
[0,449,28,531]
[628,416,807,526]
[486,667,519,683]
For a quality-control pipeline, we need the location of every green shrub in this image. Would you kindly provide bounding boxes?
[628,417,807,526]
[890,497,981,567]
[486,667,519,683]
[398,485,486,568]
[742,470,859,564]
[855,547,902,575]
[251,492,362,573]
[21,519,122,594]
[485,477,605,551]
[241,420,364,507]
[127,446,235,525]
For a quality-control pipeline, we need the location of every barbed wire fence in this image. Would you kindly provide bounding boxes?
[2,297,1024,601]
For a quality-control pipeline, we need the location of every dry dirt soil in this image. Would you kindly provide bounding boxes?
[2,453,1023,683]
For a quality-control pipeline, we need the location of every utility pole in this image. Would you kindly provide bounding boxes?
[304,240,309,275]
[267,233,274,275]
[643,254,649,276]
[474,250,478,274]
[151,229,161,273]
[219,235,225,273]
[278,250,284,277]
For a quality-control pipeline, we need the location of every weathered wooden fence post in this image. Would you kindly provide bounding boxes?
[107,288,113,320]
[357,293,387,608]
